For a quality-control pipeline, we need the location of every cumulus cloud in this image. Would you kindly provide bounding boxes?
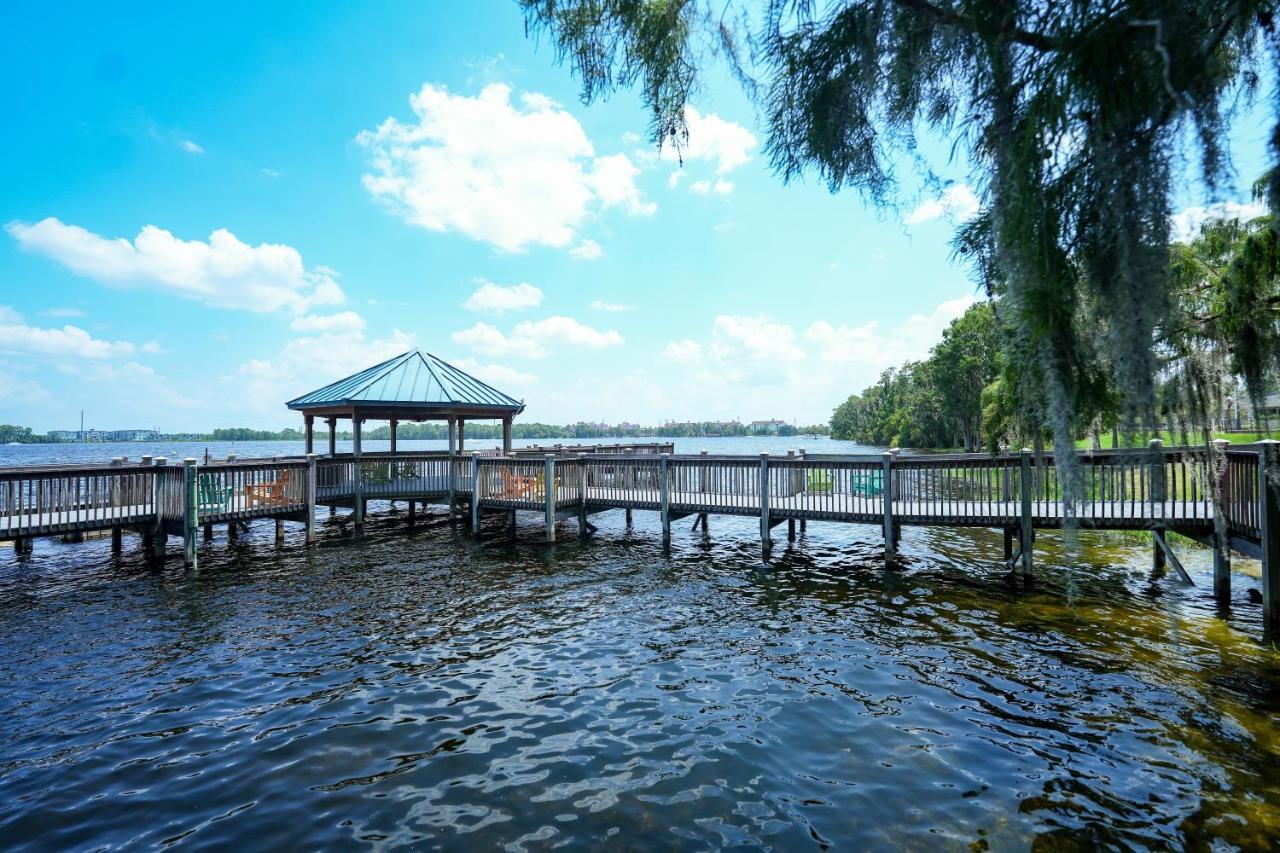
[661,339,702,364]
[663,106,756,173]
[590,300,634,312]
[1171,200,1268,243]
[463,280,543,314]
[805,295,977,373]
[6,218,345,314]
[710,315,805,362]
[661,107,756,196]
[289,311,367,333]
[235,325,416,418]
[0,305,157,360]
[452,357,536,392]
[904,184,980,225]
[570,239,603,260]
[357,83,654,252]
[452,315,623,359]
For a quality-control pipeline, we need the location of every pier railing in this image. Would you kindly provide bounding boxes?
[0,443,1267,567]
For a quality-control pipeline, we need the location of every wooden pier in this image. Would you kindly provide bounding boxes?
[3,440,1279,631]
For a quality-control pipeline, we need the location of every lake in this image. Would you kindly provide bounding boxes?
[1,438,1278,848]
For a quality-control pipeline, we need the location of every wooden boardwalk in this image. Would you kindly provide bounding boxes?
[2,442,1278,631]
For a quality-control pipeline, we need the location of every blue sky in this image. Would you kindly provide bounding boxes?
[1,2,1271,433]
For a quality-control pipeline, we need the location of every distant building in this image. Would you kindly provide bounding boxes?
[47,430,82,442]
[750,419,788,435]
[86,429,162,442]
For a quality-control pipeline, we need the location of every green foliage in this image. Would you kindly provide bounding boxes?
[0,425,40,444]
[208,427,303,442]
[830,302,1000,449]
[523,0,1279,493]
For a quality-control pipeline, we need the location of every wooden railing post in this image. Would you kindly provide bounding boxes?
[577,455,589,537]
[354,456,365,532]
[151,457,168,562]
[544,454,556,543]
[1258,440,1280,632]
[660,453,671,546]
[881,451,894,562]
[1211,438,1231,603]
[1019,448,1034,580]
[759,453,771,550]
[183,459,197,569]
[305,453,317,544]
[1149,438,1167,571]
[470,453,480,534]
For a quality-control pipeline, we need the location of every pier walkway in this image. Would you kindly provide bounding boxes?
[2,441,1277,630]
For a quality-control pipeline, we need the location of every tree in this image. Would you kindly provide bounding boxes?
[929,302,999,450]
[522,0,1279,490]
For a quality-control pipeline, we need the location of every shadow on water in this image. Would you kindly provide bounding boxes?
[0,505,1278,850]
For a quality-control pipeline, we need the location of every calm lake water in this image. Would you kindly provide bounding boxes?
[2,438,1279,848]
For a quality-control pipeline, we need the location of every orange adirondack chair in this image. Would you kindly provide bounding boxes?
[497,468,536,499]
[246,470,292,506]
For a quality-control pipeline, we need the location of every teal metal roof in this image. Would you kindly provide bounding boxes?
[286,350,524,413]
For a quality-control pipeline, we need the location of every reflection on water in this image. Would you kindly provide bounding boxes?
[0,506,1278,849]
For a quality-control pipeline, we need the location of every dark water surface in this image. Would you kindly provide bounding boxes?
[2,504,1280,849]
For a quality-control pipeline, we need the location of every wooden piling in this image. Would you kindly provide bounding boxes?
[759,454,771,551]
[183,459,198,569]
[1019,448,1034,580]
[1149,439,1167,571]
[1258,440,1280,631]
[469,453,480,535]
[544,454,556,543]
[1211,439,1231,603]
[882,451,895,562]
[111,527,122,554]
[659,454,671,546]
[305,454,317,543]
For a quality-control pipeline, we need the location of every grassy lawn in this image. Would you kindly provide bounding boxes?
[1075,430,1270,449]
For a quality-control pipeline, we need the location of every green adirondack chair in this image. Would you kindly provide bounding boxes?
[197,474,234,511]
[806,468,834,494]
[851,469,884,497]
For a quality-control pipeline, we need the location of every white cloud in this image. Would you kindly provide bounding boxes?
[463,280,543,314]
[41,306,85,318]
[180,139,204,154]
[713,180,734,195]
[662,106,756,173]
[904,184,980,225]
[690,180,711,195]
[710,315,805,363]
[590,153,657,216]
[0,306,157,360]
[357,83,654,252]
[590,300,634,312]
[6,218,345,314]
[453,357,536,391]
[1171,200,1268,243]
[261,167,282,178]
[662,339,702,364]
[289,311,367,333]
[234,327,417,419]
[805,295,977,374]
[570,239,603,260]
[452,315,623,359]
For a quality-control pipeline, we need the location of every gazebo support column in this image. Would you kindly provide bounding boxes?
[502,417,512,455]
[353,416,364,530]
[458,420,465,452]
[390,418,398,454]
[304,415,314,454]
[448,417,457,455]
[327,418,337,455]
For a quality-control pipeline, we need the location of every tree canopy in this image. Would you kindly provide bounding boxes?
[522,0,1280,486]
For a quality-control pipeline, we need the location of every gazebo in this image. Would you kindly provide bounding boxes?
[286,349,525,456]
